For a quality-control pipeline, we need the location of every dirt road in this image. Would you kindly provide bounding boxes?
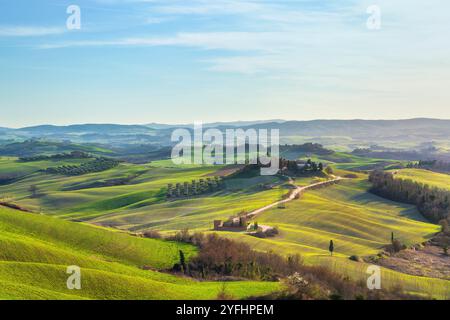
[246,177,344,219]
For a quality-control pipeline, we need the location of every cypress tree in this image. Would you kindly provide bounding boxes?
[179,250,186,274]
[329,240,334,256]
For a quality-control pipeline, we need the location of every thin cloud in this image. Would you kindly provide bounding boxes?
[39,31,296,51]
[0,26,65,37]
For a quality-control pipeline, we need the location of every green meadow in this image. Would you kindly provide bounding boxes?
[0,155,449,299]
[219,177,448,298]
[0,157,91,180]
[226,178,437,257]
[0,206,280,300]
[324,152,403,171]
[392,168,450,191]
[0,158,283,232]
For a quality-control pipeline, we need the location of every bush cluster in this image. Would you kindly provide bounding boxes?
[45,158,119,176]
[20,151,92,162]
[167,177,224,198]
[162,230,420,300]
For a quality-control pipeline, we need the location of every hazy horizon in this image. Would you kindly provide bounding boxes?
[3,117,450,130]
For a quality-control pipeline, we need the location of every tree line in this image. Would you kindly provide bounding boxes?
[167,176,224,198]
[20,151,92,162]
[45,158,119,176]
[406,160,450,173]
[280,158,331,175]
[369,170,450,223]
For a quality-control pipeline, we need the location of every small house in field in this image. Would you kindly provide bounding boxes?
[213,216,249,231]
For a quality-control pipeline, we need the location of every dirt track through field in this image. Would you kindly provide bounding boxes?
[246,177,344,220]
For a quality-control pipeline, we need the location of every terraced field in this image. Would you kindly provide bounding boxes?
[0,207,281,300]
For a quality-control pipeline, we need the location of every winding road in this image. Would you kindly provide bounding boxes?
[246,177,345,220]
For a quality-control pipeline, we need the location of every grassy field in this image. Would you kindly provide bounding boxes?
[0,158,283,233]
[279,148,405,172]
[0,157,92,180]
[392,168,450,191]
[0,206,281,300]
[323,152,404,171]
[89,187,282,232]
[222,178,438,257]
[219,177,449,298]
[1,156,449,299]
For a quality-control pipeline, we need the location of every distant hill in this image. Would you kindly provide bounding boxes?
[19,124,153,135]
[6,118,450,139]
[202,119,286,128]
[242,118,450,140]
[145,119,286,129]
[0,140,114,158]
[1,119,450,151]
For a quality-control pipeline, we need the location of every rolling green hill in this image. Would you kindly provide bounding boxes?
[0,206,281,300]
[392,169,450,191]
[1,156,448,299]
[0,140,114,158]
[0,158,283,233]
[0,157,94,184]
[224,178,438,257]
[5,119,450,151]
[219,178,449,299]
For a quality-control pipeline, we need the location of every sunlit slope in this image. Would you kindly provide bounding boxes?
[0,207,280,300]
[227,179,439,257]
[89,187,281,232]
[0,159,220,214]
[217,233,449,299]
[0,157,92,181]
[0,158,282,232]
[294,152,402,171]
[392,168,450,191]
[309,256,450,299]
[0,206,196,269]
[220,178,448,298]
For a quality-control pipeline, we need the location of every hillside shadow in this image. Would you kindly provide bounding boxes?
[349,192,430,223]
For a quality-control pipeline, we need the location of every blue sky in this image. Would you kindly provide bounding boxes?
[0,0,449,127]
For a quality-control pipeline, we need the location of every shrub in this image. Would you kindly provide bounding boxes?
[440,219,449,234]
[216,283,234,300]
[173,232,302,281]
[171,231,420,300]
[142,230,162,239]
[349,255,362,262]
[386,239,406,253]
[168,228,191,243]
[325,166,334,175]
